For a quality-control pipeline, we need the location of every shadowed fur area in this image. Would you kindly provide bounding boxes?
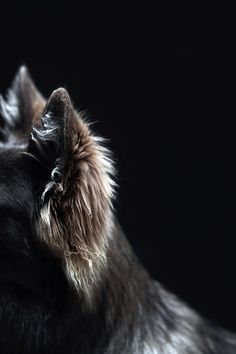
[0,67,236,353]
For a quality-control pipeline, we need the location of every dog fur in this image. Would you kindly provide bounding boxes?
[0,67,235,353]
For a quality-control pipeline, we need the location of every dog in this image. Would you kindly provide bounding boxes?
[0,67,235,354]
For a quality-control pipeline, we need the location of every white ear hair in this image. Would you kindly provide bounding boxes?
[0,66,45,140]
[0,92,19,127]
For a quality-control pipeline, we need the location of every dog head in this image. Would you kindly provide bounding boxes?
[0,67,115,303]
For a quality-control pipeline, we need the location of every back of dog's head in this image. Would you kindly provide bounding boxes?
[0,67,115,307]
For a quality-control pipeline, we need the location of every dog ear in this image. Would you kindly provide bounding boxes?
[0,66,45,142]
[29,88,115,299]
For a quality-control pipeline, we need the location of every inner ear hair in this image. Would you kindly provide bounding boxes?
[0,66,45,143]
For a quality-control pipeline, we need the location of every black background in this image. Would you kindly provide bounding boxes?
[0,3,235,331]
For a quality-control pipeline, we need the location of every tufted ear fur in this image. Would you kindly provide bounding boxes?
[29,88,115,300]
[0,66,45,143]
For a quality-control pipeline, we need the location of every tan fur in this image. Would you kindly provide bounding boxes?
[38,111,115,300]
[32,98,46,126]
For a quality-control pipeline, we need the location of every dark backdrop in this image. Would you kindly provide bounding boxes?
[0,3,235,331]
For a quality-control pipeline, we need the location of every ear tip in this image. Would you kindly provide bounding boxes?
[52,87,70,101]
[50,87,71,106]
[12,65,32,90]
[46,88,72,115]
[19,65,28,75]
[16,65,30,80]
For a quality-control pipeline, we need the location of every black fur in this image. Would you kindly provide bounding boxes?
[0,67,236,353]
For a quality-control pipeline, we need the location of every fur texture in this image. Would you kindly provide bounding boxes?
[0,67,235,353]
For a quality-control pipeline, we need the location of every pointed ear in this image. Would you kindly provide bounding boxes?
[30,88,75,179]
[29,88,115,299]
[0,66,45,141]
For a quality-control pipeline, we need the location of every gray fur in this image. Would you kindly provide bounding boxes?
[0,67,236,354]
